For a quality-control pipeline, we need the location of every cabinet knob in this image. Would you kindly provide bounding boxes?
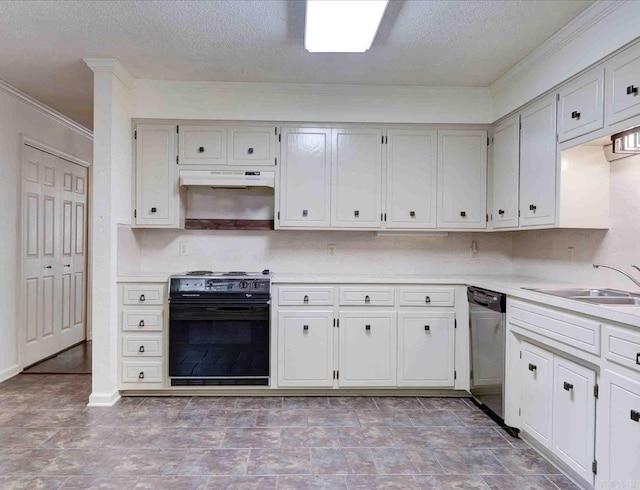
[303,324,309,331]
[528,363,537,372]
[150,207,157,213]
[138,371,145,379]
[627,85,638,95]
[632,410,640,422]
[498,209,505,215]
[354,210,360,218]
[138,320,145,327]
[529,204,537,212]
[139,294,146,302]
[410,211,416,218]
[364,295,370,304]
[139,345,145,353]
[563,381,574,391]
[424,325,430,331]
[302,209,308,217]
[425,296,431,303]
[247,147,254,154]
[198,146,205,153]
[571,111,581,120]
[303,295,309,303]
[64,264,71,268]
[44,265,52,269]
[460,211,466,217]
[365,324,371,331]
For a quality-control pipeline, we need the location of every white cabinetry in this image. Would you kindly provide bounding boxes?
[397,312,455,387]
[178,125,227,165]
[385,129,437,229]
[519,95,557,228]
[606,42,640,126]
[227,126,277,167]
[558,67,604,142]
[339,311,397,387]
[278,128,332,228]
[437,130,487,229]
[521,341,554,449]
[277,311,334,387]
[491,115,520,229]
[135,124,183,228]
[332,128,382,228]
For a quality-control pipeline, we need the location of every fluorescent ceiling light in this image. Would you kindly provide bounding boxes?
[305,0,389,53]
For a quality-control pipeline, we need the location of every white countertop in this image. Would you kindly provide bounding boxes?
[117,272,640,328]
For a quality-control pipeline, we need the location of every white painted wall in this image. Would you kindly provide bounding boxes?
[0,81,92,382]
[512,153,640,292]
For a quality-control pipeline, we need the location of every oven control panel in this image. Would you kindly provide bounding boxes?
[169,277,270,299]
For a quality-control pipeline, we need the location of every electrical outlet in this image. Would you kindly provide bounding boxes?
[471,241,479,260]
[568,246,575,264]
[179,241,188,256]
[327,244,336,257]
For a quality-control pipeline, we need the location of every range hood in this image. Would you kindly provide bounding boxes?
[179,170,275,188]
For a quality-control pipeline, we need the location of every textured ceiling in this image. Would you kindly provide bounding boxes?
[0,0,594,129]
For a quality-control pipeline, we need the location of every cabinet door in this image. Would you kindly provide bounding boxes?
[279,128,332,228]
[397,312,454,387]
[135,124,180,227]
[437,130,487,229]
[519,95,557,228]
[277,311,334,387]
[552,357,596,483]
[339,311,396,387]
[601,369,640,485]
[606,42,640,126]
[178,125,227,165]
[491,115,519,229]
[521,341,554,449]
[558,67,604,142]
[332,128,382,228]
[385,129,437,229]
[227,126,277,167]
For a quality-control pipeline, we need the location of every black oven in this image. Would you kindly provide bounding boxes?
[168,272,271,386]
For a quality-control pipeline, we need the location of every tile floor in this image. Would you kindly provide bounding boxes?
[0,374,581,490]
[23,342,92,375]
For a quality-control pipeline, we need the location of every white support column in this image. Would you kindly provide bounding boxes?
[84,59,133,407]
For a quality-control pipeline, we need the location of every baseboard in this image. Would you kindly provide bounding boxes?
[0,364,21,384]
[87,389,121,407]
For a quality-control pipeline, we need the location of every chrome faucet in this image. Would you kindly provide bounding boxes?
[593,263,640,289]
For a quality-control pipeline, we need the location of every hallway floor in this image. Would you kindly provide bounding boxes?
[0,374,580,489]
[23,341,92,375]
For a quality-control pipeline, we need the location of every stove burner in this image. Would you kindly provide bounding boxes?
[185,270,213,276]
[224,271,248,276]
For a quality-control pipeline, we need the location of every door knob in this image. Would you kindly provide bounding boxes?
[563,382,574,391]
[528,363,537,372]
[139,345,145,353]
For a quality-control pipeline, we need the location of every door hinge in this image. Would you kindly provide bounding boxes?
[134,130,137,140]
[176,155,179,165]
[277,211,280,220]
[333,370,336,380]
[275,127,277,135]
[333,318,336,327]
[380,212,383,221]
[383,213,387,221]
[454,319,457,329]
[176,125,179,134]
[592,460,597,474]
[518,210,521,217]
[594,384,599,399]
[470,369,473,380]
[134,209,137,218]
[454,370,457,380]
[381,135,384,144]
[336,370,339,380]
[336,318,339,328]
[487,137,490,146]
[385,136,388,144]
[275,157,278,166]
[519,407,522,416]
[556,93,560,102]
[278,133,281,142]
[486,213,489,223]
[519,121,522,130]
[520,351,522,359]
[556,134,559,142]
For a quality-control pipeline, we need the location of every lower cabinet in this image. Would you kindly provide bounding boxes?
[339,311,397,387]
[397,312,455,387]
[521,341,554,449]
[277,311,334,387]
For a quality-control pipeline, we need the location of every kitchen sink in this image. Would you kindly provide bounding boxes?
[525,288,640,306]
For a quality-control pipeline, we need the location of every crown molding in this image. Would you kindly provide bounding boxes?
[491,0,625,94]
[0,78,92,139]
[84,58,134,87]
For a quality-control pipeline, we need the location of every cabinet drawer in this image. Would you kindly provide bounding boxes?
[339,286,395,306]
[558,67,604,142]
[122,310,163,332]
[606,42,640,125]
[605,325,640,373]
[509,300,601,355]
[122,335,163,357]
[398,287,455,307]
[122,361,163,383]
[227,126,276,166]
[122,285,164,306]
[179,125,227,165]
[278,287,335,306]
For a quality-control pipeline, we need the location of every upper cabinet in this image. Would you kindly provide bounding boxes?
[385,129,437,229]
[519,95,557,228]
[135,123,183,228]
[491,115,520,229]
[331,128,383,229]
[279,127,332,228]
[558,67,604,143]
[178,125,227,165]
[437,130,487,229]
[227,126,278,167]
[606,42,640,126]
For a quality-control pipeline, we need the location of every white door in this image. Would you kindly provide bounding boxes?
[491,115,519,229]
[521,341,554,449]
[519,95,557,227]
[227,126,277,167]
[277,311,334,387]
[385,129,437,229]
[605,42,640,126]
[557,67,604,142]
[470,305,504,388]
[437,130,487,229]
[339,311,396,387]
[22,145,88,366]
[178,125,227,165]
[279,128,332,228]
[397,312,454,387]
[331,128,382,228]
[552,356,596,483]
[135,124,180,227]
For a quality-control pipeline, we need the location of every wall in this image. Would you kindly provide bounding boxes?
[0,80,92,382]
[512,153,640,292]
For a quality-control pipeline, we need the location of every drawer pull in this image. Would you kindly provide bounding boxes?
[424,325,430,331]
[303,324,309,331]
[365,324,371,331]
[139,345,145,353]
[138,320,145,327]
[631,410,640,422]
[138,371,145,379]
[460,211,466,217]
[528,363,537,372]
[425,296,431,304]
[410,211,416,218]
[627,85,638,95]
[529,204,537,211]
[571,110,581,120]
[198,146,205,153]
[303,295,309,303]
[636,352,640,365]
[151,207,157,213]
[139,294,146,302]
[364,295,370,304]
[563,382,574,391]
[248,147,254,154]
